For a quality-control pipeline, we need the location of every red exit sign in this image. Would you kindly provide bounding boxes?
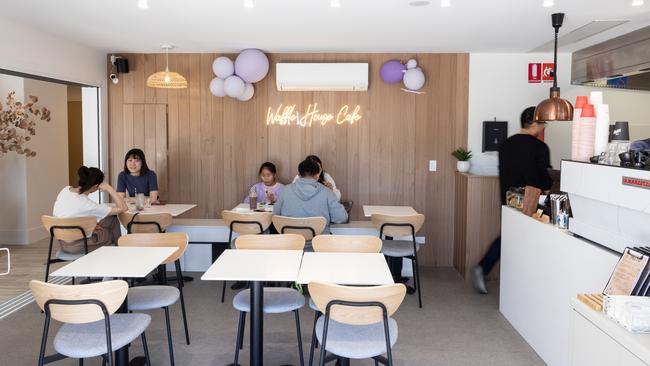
[528,63,555,83]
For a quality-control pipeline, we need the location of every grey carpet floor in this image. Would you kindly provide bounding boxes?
[0,267,544,366]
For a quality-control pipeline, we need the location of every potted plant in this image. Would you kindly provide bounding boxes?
[452,147,472,173]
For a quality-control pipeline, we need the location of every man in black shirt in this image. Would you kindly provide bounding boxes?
[472,106,553,294]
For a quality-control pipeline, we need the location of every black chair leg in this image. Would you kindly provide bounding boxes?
[294,310,305,366]
[308,311,321,366]
[175,261,191,345]
[78,358,83,366]
[412,257,422,308]
[164,307,175,366]
[234,311,246,365]
[101,355,107,366]
[45,236,54,283]
[141,332,151,366]
[221,281,227,302]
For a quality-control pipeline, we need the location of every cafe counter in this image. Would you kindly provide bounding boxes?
[499,206,619,366]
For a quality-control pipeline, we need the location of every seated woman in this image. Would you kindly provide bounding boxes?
[116,148,159,203]
[245,162,284,205]
[292,155,341,201]
[53,166,127,253]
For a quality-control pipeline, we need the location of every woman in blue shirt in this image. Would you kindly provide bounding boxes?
[116,148,159,203]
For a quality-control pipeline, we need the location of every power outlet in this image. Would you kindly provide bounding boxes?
[429,160,437,172]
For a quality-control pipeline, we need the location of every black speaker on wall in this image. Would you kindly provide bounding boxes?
[115,58,129,74]
[482,121,508,152]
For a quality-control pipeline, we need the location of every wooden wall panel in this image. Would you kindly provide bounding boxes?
[107,52,469,267]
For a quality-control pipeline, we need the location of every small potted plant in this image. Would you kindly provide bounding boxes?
[452,147,472,173]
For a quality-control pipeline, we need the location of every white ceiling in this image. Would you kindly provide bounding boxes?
[1,0,649,53]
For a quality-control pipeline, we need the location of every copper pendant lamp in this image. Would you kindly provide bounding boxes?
[146,45,188,89]
[534,13,574,122]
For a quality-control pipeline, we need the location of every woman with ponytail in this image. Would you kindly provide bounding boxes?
[52,166,127,253]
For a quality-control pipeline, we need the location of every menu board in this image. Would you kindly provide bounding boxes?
[604,248,649,296]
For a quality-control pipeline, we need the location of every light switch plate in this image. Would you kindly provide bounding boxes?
[429,160,437,172]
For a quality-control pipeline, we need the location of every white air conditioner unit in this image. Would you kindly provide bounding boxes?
[276,63,368,91]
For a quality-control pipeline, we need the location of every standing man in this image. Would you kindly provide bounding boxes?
[472,106,553,294]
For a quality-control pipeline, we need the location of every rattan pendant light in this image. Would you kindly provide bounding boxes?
[146,45,188,89]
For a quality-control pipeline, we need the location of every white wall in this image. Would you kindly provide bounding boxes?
[468,53,650,173]
[0,18,109,183]
[0,75,28,244]
[0,19,109,243]
[24,79,69,243]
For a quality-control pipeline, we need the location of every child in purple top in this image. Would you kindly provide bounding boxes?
[244,162,284,204]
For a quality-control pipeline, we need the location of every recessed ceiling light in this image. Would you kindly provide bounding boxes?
[543,0,554,7]
[632,0,644,6]
[331,0,341,8]
[244,0,254,8]
[440,0,451,8]
[137,0,148,9]
[409,0,431,6]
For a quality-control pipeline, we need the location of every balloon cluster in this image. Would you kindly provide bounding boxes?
[379,58,425,92]
[209,48,269,101]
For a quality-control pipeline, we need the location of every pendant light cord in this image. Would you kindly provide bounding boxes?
[165,47,170,73]
[553,26,559,89]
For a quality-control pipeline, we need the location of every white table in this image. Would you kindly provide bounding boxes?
[201,249,303,366]
[297,252,394,285]
[362,205,417,217]
[51,246,177,366]
[231,203,274,213]
[51,246,176,278]
[127,203,196,217]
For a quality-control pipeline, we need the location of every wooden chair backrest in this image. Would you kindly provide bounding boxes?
[118,212,173,233]
[30,280,128,324]
[272,215,327,240]
[118,232,188,264]
[309,281,406,325]
[235,234,305,250]
[41,215,97,241]
[371,213,425,238]
[222,210,272,235]
[312,235,382,253]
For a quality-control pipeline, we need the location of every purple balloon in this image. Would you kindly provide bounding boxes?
[235,49,269,83]
[380,60,405,84]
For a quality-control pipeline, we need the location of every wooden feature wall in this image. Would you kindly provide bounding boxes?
[453,172,501,279]
[108,53,468,267]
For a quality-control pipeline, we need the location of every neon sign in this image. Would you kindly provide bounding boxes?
[266,103,362,127]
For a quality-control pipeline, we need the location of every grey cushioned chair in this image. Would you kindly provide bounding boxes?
[119,232,190,366]
[309,281,406,366]
[371,213,426,308]
[231,234,306,366]
[30,279,151,366]
[41,215,97,284]
[307,235,383,365]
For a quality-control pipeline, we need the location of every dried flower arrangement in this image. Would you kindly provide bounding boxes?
[0,91,51,157]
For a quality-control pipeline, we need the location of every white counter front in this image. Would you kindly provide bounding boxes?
[500,206,619,366]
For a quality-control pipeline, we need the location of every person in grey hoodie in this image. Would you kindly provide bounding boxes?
[273,158,348,233]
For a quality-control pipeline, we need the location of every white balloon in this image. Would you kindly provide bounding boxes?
[403,68,425,91]
[237,83,255,101]
[406,59,418,69]
[209,77,226,97]
[212,57,235,79]
[224,75,245,98]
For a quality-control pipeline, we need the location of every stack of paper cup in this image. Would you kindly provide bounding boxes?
[571,96,588,161]
[590,91,604,107]
[594,104,610,156]
[577,104,596,161]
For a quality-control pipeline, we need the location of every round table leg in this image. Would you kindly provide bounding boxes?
[250,281,264,366]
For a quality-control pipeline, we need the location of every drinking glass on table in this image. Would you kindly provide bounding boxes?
[145,196,151,208]
[135,193,145,211]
